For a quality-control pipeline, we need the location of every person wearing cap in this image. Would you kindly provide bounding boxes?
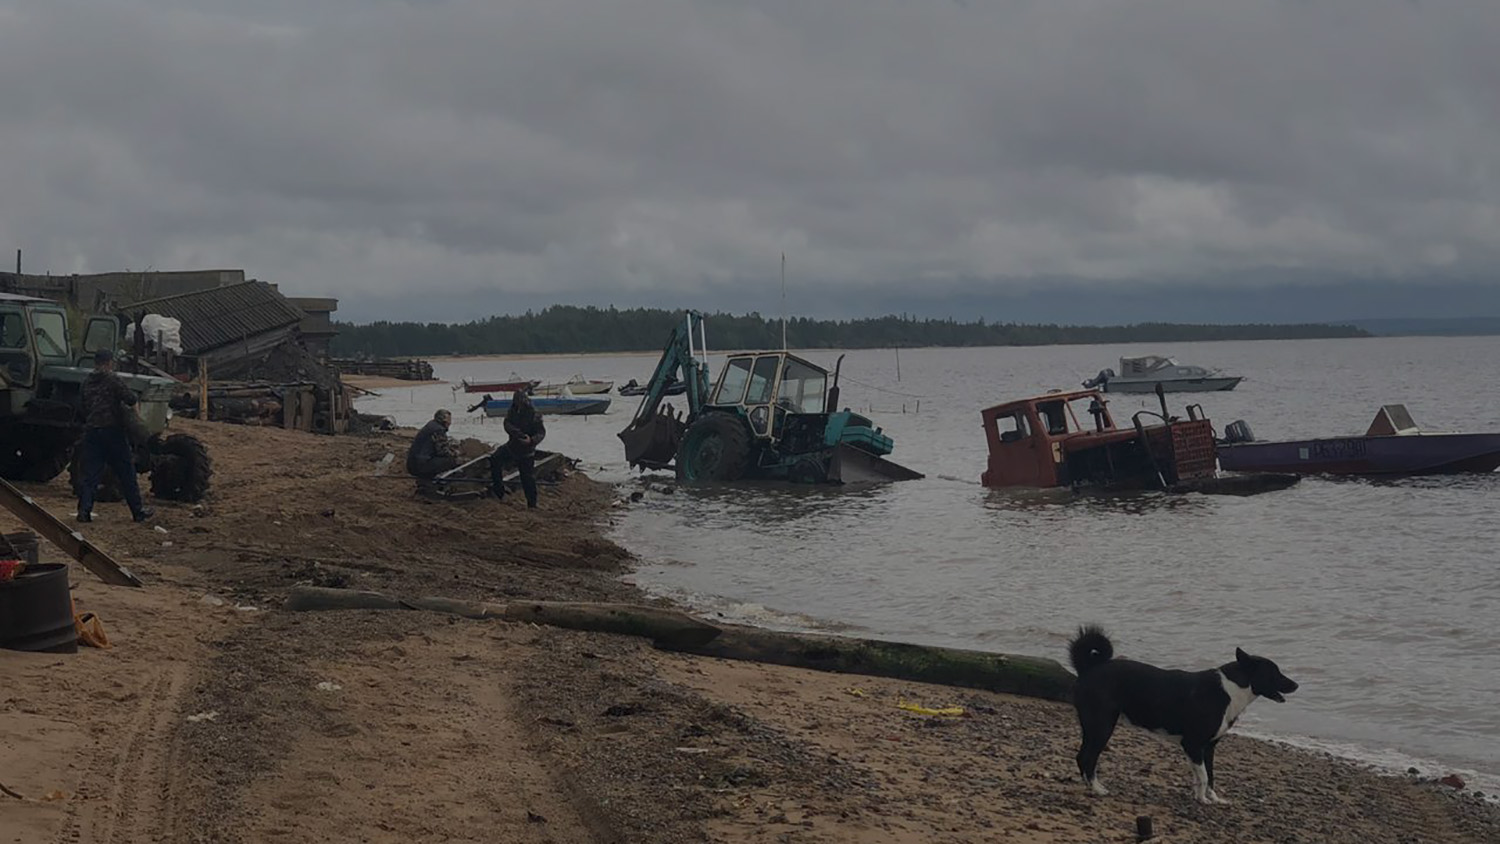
[406,408,459,480]
[491,389,546,508]
[76,349,153,523]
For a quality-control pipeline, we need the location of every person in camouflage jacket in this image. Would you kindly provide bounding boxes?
[76,349,152,523]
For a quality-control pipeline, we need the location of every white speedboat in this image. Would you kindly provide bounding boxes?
[532,375,614,396]
[1082,355,1242,393]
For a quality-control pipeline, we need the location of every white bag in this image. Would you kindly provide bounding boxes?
[129,314,184,354]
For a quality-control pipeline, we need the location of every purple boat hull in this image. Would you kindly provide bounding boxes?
[1217,433,1500,476]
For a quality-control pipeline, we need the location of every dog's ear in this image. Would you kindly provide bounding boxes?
[1235,647,1252,665]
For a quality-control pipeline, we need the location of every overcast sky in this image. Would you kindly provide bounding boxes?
[2,1,1497,321]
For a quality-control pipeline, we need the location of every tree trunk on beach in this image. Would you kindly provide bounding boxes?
[282,586,1076,703]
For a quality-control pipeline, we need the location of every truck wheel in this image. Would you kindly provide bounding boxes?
[675,414,751,482]
[1,430,77,483]
[150,434,213,502]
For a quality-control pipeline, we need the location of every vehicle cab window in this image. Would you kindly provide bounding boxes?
[714,357,753,404]
[776,359,827,414]
[1037,400,1069,435]
[0,309,34,384]
[996,411,1031,443]
[31,310,71,363]
[744,355,780,406]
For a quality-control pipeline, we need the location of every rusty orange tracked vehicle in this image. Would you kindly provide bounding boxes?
[980,387,1226,491]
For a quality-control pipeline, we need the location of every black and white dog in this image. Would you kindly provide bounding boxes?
[1068,625,1298,804]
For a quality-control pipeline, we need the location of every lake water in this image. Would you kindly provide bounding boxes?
[357,336,1500,793]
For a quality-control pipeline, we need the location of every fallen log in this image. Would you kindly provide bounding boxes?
[663,624,1074,702]
[500,600,722,648]
[283,587,500,619]
[283,586,1075,702]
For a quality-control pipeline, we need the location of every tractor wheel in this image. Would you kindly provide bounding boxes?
[149,434,213,502]
[675,414,752,482]
[788,455,829,485]
[1,430,78,483]
[69,449,124,503]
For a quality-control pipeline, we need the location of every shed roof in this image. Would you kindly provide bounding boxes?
[126,280,305,356]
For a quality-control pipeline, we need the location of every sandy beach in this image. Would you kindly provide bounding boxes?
[3,419,1497,843]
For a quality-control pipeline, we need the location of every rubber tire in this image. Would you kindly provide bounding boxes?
[787,455,828,485]
[69,449,124,503]
[675,414,752,482]
[150,434,213,502]
[0,430,77,483]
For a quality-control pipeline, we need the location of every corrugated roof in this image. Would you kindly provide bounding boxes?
[126,280,305,356]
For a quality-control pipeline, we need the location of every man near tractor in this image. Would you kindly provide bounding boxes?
[492,390,545,508]
[406,409,459,482]
[76,349,154,523]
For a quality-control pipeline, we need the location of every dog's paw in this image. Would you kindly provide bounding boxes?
[1207,791,1230,805]
[1089,781,1111,797]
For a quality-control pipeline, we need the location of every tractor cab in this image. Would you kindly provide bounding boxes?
[706,351,895,457]
[708,352,827,439]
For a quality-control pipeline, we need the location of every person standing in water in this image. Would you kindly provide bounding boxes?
[492,390,546,508]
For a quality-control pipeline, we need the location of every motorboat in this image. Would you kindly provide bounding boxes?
[1083,355,1242,393]
[532,375,613,396]
[480,391,612,417]
[461,374,538,394]
[1217,405,1500,476]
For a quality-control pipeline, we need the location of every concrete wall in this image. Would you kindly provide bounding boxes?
[0,269,244,311]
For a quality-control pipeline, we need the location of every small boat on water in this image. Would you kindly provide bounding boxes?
[1083,355,1242,393]
[480,392,612,417]
[462,375,538,394]
[532,375,614,396]
[618,378,686,397]
[1217,405,1500,477]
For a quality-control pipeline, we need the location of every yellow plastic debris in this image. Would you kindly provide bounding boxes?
[897,698,965,717]
[845,687,867,698]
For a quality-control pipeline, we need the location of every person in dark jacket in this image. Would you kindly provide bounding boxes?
[406,409,458,479]
[76,349,153,523]
[492,390,546,508]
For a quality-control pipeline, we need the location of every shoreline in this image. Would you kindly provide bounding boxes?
[627,568,1500,803]
[355,332,1410,366]
[2,419,1496,842]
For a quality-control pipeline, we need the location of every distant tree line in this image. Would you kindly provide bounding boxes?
[329,305,1369,358]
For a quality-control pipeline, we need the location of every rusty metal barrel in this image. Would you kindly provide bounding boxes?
[0,563,78,653]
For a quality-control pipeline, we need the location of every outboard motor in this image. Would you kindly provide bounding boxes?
[1222,420,1255,444]
[1081,368,1114,389]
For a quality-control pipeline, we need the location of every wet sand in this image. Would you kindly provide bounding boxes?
[2,419,1496,843]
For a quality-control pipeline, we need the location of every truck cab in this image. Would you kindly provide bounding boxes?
[980,388,1216,490]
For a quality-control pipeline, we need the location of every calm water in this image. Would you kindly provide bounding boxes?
[358,337,1500,791]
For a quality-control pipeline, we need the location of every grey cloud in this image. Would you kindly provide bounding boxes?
[1,0,1498,312]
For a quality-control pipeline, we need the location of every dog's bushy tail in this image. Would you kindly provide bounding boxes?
[1068,625,1114,674]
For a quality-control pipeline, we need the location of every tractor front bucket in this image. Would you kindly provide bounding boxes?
[827,444,925,484]
[618,407,686,470]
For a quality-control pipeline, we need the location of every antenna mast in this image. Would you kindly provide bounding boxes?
[780,253,787,350]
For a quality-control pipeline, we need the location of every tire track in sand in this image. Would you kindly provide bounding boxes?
[55,663,191,844]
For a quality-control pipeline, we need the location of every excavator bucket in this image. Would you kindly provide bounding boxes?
[618,406,687,470]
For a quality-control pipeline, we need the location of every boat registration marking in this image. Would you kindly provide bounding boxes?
[1310,438,1368,460]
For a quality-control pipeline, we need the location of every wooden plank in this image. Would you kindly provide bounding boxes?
[198,358,210,421]
[0,479,143,587]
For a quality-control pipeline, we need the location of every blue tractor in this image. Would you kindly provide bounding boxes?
[617,312,922,484]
